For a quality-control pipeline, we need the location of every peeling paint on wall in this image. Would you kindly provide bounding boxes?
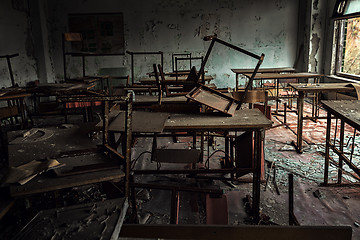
[312,13,319,30]
[310,33,320,72]
[45,0,299,88]
[313,0,319,10]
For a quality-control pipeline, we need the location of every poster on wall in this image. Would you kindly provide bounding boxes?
[68,13,125,55]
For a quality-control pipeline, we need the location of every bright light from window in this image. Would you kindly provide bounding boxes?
[341,16,360,75]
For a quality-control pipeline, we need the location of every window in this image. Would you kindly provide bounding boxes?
[336,17,360,78]
[333,0,360,79]
[68,13,125,55]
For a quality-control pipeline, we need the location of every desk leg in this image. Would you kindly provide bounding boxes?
[252,130,262,222]
[200,131,204,163]
[236,73,239,91]
[295,91,304,153]
[192,132,197,169]
[224,131,230,167]
[276,79,279,114]
[324,112,331,185]
[338,120,345,184]
[19,98,26,128]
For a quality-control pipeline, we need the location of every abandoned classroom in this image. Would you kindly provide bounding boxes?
[0,0,360,239]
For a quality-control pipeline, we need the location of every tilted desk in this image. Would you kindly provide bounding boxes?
[108,109,273,220]
[321,100,360,185]
[289,83,355,153]
[231,67,296,90]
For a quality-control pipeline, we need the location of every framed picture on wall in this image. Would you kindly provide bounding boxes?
[68,13,125,55]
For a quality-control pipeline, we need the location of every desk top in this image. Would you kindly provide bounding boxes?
[0,87,30,100]
[132,95,188,105]
[7,126,124,197]
[289,83,355,93]
[109,111,169,133]
[322,100,360,130]
[231,67,295,74]
[109,109,272,133]
[243,72,323,79]
[28,83,96,95]
[139,75,213,84]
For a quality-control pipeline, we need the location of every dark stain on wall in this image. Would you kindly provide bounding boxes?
[313,0,319,10]
[275,0,285,10]
[312,13,319,31]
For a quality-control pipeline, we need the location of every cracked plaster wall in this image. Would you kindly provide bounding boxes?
[0,0,38,88]
[308,0,327,73]
[46,0,299,88]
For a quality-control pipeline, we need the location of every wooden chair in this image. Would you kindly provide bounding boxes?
[232,89,270,119]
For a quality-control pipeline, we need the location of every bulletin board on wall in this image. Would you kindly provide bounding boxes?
[68,13,125,55]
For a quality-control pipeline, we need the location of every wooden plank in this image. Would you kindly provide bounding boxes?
[16,198,127,240]
[322,100,360,130]
[231,67,295,74]
[108,109,272,133]
[186,84,237,116]
[132,95,188,105]
[163,109,272,131]
[120,224,352,240]
[108,111,169,133]
[10,167,124,197]
[243,72,323,79]
[0,93,31,100]
[290,83,355,92]
[140,75,213,84]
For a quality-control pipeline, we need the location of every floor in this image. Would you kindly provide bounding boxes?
[1,100,360,239]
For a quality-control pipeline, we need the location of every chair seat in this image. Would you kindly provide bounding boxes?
[154,149,201,163]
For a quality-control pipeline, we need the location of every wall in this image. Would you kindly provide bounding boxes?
[45,0,300,88]
[0,0,38,88]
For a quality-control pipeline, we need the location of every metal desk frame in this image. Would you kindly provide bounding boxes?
[289,83,354,153]
[108,109,272,221]
[322,100,360,185]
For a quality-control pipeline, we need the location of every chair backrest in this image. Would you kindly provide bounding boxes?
[63,33,83,42]
[232,89,266,103]
[232,89,270,119]
[157,64,172,96]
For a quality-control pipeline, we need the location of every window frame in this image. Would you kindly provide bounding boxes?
[334,16,360,80]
